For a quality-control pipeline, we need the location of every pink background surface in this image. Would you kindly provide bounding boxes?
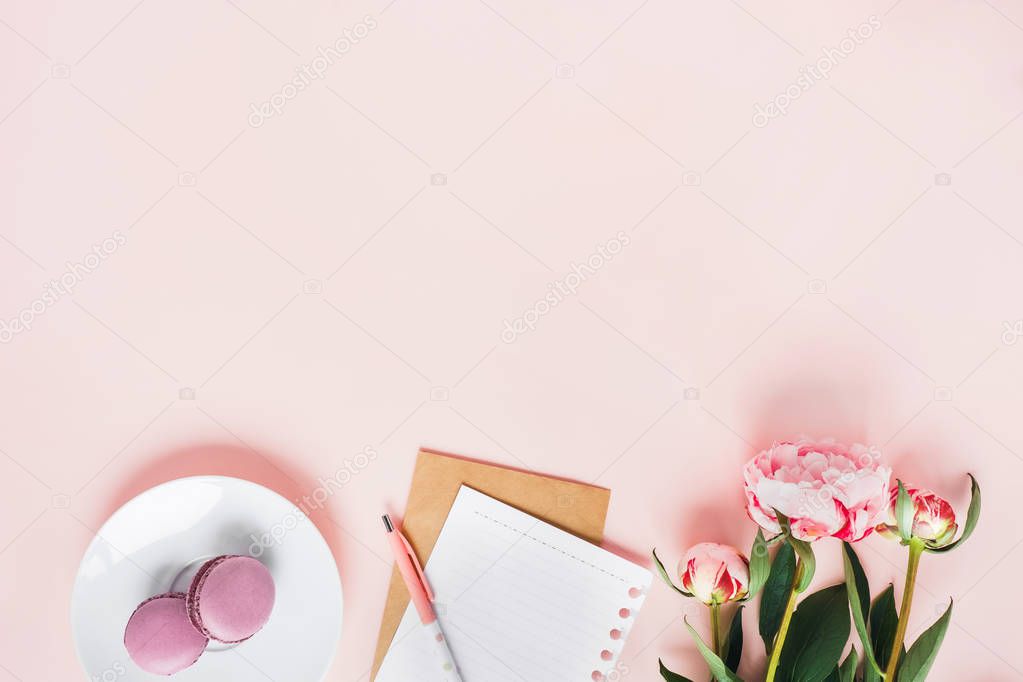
[2,0,1022,680]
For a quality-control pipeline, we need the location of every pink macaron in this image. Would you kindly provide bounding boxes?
[124,592,209,675]
[186,555,275,643]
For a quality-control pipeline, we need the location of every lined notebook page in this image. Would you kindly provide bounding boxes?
[376,486,652,682]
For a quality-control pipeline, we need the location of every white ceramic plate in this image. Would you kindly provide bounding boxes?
[71,476,343,681]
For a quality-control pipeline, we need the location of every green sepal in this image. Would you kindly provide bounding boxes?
[894,480,914,542]
[653,548,694,598]
[927,474,981,553]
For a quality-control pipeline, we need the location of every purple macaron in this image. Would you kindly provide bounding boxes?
[124,592,209,675]
[186,555,275,643]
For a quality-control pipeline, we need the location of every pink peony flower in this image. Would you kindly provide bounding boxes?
[880,485,958,547]
[678,542,749,604]
[743,438,892,542]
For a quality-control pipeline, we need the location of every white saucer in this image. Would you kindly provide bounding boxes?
[71,476,343,681]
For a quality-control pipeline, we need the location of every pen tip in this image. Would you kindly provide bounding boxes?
[381,514,393,532]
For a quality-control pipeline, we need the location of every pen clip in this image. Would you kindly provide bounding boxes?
[397,529,435,602]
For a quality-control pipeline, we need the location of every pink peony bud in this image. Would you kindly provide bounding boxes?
[743,438,892,542]
[678,543,750,605]
[882,485,959,547]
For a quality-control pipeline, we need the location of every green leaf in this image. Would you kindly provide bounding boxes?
[722,605,744,673]
[745,530,770,600]
[865,584,901,682]
[684,618,744,682]
[842,543,870,626]
[839,648,858,682]
[659,658,696,682]
[776,584,851,682]
[928,474,981,553]
[898,600,953,682]
[759,541,796,654]
[776,511,815,592]
[894,480,914,542]
[653,548,693,597]
[821,649,858,682]
[842,543,881,676]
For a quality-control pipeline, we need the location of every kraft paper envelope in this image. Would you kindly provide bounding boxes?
[371,449,612,679]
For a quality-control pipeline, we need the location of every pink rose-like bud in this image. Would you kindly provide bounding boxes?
[678,543,750,605]
[883,486,958,547]
[743,438,893,542]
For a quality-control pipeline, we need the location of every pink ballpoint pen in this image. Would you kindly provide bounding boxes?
[382,514,464,681]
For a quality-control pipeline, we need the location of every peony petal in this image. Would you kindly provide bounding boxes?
[772,443,799,469]
[744,439,890,542]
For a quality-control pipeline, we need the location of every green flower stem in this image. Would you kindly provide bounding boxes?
[765,559,805,682]
[710,602,722,658]
[885,538,925,680]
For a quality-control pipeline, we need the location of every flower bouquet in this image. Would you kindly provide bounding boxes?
[655,439,981,682]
